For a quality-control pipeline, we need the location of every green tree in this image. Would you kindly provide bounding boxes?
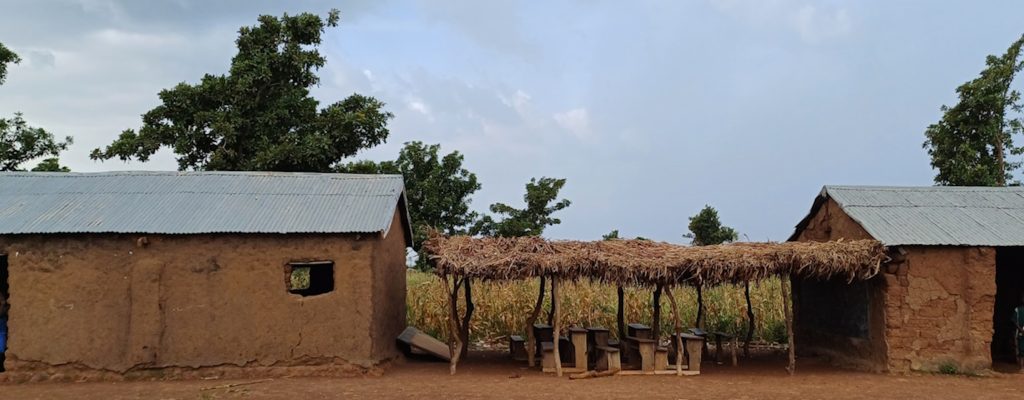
[338,142,481,270]
[472,177,571,237]
[31,158,70,172]
[602,229,620,240]
[923,34,1024,186]
[1,113,72,171]
[0,41,20,85]
[90,9,393,172]
[684,205,738,333]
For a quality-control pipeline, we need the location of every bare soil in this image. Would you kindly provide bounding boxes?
[1,351,1022,400]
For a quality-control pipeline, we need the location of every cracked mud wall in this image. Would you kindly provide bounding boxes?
[0,231,407,377]
[884,246,995,372]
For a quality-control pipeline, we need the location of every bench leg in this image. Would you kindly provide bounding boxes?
[639,342,655,372]
[607,351,621,372]
[685,340,703,373]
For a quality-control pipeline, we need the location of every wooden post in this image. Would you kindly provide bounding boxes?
[617,285,626,342]
[744,281,754,358]
[552,276,563,377]
[781,274,795,375]
[460,278,475,358]
[695,284,704,329]
[665,286,684,376]
[527,276,546,367]
[652,284,663,341]
[442,275,463,375]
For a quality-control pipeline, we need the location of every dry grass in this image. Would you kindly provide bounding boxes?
[407,270,788,344]
[425,235,886,286]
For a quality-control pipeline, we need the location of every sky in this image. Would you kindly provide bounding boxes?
[1,0,1023,244]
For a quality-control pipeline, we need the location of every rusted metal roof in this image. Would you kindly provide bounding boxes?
[0,171,412,244]
[790,185,1024,246]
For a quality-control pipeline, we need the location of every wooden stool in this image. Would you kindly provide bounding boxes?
[509,335,527,361]
[595,345,621,372]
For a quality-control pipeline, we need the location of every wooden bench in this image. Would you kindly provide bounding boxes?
[586,327,610,368]
[712,331,736,366]
[594,345,621,372]
[625,336,658,372]
[671,332,704,373]
[509,335,527,361]
[569,327,588,368]
[533,323,553,358]
[540,341,556,371]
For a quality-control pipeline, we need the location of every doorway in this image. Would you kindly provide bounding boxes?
[992,248,1024,365]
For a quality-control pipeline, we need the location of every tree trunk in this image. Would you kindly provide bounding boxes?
[526,276,546,367]
[459,278,475,358]
[744,281,754,358]
[617,285,626,341]
[665,287,684,376]
[443,275,462,375]
[552,276,563,377]
[781,274,795,375]
[695,285,705,329]
[996,132,1007,186]
[652,285,663,340]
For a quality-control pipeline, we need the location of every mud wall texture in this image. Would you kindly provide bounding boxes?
[793,198,888,371]
[793,197,998,373]
[0,228,408,378]
[884,246,995,372]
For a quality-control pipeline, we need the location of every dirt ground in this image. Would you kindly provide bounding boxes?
[1,351,1022,400]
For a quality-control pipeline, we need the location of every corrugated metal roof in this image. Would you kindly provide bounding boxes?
[0,171,411,243]
[790,185,1024,246]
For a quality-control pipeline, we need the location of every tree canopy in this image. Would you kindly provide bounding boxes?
[923,34,1024,186]
[0,41,19,85]
[1,114,72,172]
[472,177,571,237]
[684,205,738,246]
[338,141,481,260]
[90,9,393,172]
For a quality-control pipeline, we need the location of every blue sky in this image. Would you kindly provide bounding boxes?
[1,0,1023,243]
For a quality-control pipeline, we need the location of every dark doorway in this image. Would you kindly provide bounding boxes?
[992,248,1024,364]
[1,253,8,373]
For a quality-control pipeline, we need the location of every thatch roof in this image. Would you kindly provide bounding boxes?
[424,235,887,286]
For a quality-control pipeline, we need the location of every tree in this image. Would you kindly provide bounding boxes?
[684,205,738,336]
[337,141,481,269]
[602,230,620,240]
[0,41,20,85]
[923,34,1024,186]
[1,113,72,171]
[31,158,70,172]
[472,177,571,238]
[90,9,394,172]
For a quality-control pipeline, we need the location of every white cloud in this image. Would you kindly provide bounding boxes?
[553,107,591,139]
[794,5,851,44]
[708,0,853,44]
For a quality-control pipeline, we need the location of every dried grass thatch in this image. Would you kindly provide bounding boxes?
[424,235,887,287]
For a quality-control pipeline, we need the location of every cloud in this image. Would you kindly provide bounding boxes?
[708,0,853,44]
[553,108,591,139]
[794,5,851,44]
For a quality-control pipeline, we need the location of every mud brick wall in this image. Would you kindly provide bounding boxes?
[0,221,408,379]
[883,247,995,372]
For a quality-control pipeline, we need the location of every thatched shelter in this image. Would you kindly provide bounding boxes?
[423,235,887,376]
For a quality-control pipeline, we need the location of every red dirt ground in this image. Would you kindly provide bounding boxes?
[1,351,1022,400]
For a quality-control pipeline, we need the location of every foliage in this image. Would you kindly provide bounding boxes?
[406,270,786,344]
[90,9,393,172]
[937,362,960,375]
[0,41,20,85]
[472,177,571,237]
[684,205,738,246]
[602,230,620,240]
[338,142,481,270]
[31,158,70,172]
[1,113,73,171]
[923,34,1024,186]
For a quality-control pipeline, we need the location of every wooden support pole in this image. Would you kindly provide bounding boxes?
[652,284,663,341]
[552,275,563,377]
[781,274,795,375]
[744,281,754,358]
[442,274,462,375]
[527,276,546,367]
[665,286,684,376]
[695,284,705,329]
[617,285,626,342]
[460,278,475,358]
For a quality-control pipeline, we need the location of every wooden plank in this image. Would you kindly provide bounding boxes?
[397,327,452,362]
